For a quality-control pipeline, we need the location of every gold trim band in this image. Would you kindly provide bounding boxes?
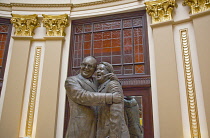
[180,29,200,138]
[25,47,42,137]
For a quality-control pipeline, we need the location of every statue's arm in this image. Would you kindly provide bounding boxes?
[65,77,113,106]
[108,81,124,138]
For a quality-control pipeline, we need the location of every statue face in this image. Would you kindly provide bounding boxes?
[96,64,109,84]
[80,57,97,78]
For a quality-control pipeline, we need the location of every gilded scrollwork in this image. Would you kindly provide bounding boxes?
[183,0,210,14]
[145,0,177,24]
[42,14,69,36]
[11,14,40,36]
[180,29,201,138]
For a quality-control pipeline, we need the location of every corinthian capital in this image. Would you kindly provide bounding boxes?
[42,14,69,36]
[145,0,177,24]
[11,14,40,36]
[183,0,210,14]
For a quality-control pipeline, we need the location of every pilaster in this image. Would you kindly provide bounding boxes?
[35,14,68,138]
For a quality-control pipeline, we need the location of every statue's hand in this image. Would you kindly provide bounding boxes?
[112,92,122,104]
[105,73,119,81]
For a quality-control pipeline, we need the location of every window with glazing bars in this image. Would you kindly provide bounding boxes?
[0,18,12,95]
[71,11,149,77]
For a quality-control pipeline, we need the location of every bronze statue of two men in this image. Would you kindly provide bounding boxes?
[65,56,130,138]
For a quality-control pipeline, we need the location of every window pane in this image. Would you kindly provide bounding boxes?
[112,46,121,55]
[84,33,91,41]
[113,65,122,75]
[103,22,112,30]
[94,23,103,31]
[124,54,133,63]
[0,25,9,33]
[112,55,121,64]
[133,18,142,27]
[111,20,121,29]
[123,19,132,28]
[102,56,111,63]
[75,25,83,33]
[135,64,144,74]
[102,48,111,56]
[124,65,133,75]
[84,24,92,32]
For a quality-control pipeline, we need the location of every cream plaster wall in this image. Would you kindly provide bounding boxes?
[192,13,210,137]
[146,14,160,138]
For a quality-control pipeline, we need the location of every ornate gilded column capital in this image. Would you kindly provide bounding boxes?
[42,14,69,36]
[145,0,177,24]
[183,0,210,14]
[11,14,40,36]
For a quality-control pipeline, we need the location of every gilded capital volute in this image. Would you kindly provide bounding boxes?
[183,0,210,14]
[11,14,40,36]
[42,14,69,36]
[145,0,177,24]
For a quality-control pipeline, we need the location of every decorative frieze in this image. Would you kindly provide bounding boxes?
[42,14,69,36]
[145,0,177,24]
[183,0,210,14]
[11,14,40,36]
[180,29,201,138]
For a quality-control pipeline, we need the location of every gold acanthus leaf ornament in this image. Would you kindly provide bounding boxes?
[183,0,210,14]
[42,14,69,36]
[145,0,177,24]
[11,14,40,36]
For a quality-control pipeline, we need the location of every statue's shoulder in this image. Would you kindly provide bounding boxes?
[109,80,120,85]
[107,80,121,88]
[66,75,79,81]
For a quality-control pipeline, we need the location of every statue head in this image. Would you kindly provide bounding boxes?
[96,62,114,84]
[80,56,97,79]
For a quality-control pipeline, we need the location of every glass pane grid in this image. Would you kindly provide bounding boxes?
[72,15,146,75]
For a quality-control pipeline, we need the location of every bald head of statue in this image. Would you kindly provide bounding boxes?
[80,56,97,79]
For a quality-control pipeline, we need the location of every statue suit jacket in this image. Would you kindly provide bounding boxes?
[65,74,113,138]
[96,80,130,138]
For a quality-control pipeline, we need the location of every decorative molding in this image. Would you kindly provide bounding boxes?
[73,0,123,8]
[11,14,40,36]
[145,0,177,24]
[0,1,124,8]
[180,29,201,138]
[42,14,69,36]
[0,2,72,9]
[25,47,42,137]
[0,3,11,7]
[183,0,210,14]
[119,77,151,86]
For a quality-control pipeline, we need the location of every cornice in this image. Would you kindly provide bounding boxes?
[72,0,123,8]
[0,3,73,8]
[0,1,140,9]
[0,3,11,7]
